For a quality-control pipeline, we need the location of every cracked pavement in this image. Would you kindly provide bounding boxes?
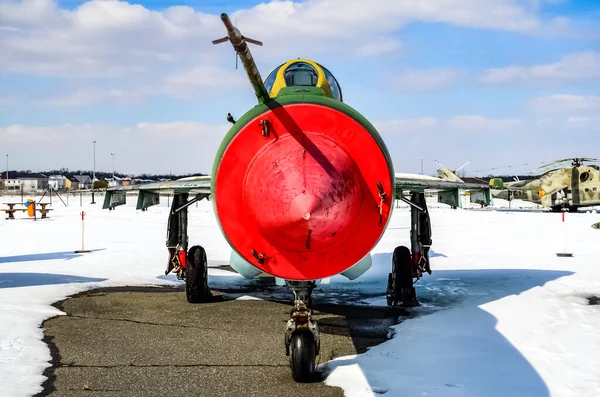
[38,286,404,397]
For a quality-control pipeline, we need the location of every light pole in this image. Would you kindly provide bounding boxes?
[110,152,115,181]
[91,140,96,204]
[420,157,423,174]
[5,154,8,193]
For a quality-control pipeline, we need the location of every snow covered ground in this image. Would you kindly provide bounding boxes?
[1,193,599,396]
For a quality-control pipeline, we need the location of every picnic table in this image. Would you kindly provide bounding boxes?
[3,202,53,219]
[3,203,27,219]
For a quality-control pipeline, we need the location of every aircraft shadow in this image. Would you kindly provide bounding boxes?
[0,272,106,289]
[0,249,105,264]
[159,258,571,395]
[319,268,573,396]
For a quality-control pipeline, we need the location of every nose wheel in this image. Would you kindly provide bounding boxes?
[289,331,317,382]
[285,281,320,382]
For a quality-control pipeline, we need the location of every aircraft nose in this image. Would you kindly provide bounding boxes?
[290,193,322,221]
[244,133,363,253]
[213,103,393,280]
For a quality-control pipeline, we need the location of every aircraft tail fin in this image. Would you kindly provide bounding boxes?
[437,168,465,183]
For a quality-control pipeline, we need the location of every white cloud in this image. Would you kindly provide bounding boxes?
[390,69,465,92]
[375,117,437,133]
[35,87,155,107]
[163,65,246,98]
[479,51,600,83]
[0,121,229,174]
[374,113,597,176]
[3,114,597,176]
[13,64,246,107]
[449,115,524,131]
[564,116,600,128]
[0,0,587,105]
[0,0,565,83]
[375,115,525,134]
[355,37,401,57]
[528,94,600,111]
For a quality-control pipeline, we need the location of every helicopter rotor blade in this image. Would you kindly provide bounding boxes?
[454,160,471,173]
[434,159,446,169]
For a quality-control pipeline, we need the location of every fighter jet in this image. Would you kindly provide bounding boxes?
[489,157,600,212]
[103,13,492,382]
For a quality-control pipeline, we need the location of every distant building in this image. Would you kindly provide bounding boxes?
[48,175,68,190]
[18,173,49,193]
[108,176,124,188]
[72,175,92,190]
[3,171,22,191]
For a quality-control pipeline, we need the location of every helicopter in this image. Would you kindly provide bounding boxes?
[488,157,600,212]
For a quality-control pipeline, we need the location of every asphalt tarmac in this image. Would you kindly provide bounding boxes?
[38,285,406,397]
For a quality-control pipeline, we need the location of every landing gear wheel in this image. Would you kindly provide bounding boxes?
[185,245,211,303]
[387,246,418,307]
[289,332,316,382]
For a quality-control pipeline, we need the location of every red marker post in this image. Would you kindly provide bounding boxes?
[75,211,92,253]
[556,210,573,257]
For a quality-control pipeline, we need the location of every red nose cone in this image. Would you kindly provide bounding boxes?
[215,103,393,280]
[244,134,363,254]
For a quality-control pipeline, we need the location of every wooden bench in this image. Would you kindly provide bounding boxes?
[3,207,27,219]
[3,202,53,219]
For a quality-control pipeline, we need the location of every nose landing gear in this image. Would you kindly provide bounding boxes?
[285,280,320,382]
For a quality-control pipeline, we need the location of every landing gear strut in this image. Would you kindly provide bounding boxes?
[164,192,211,303]
[285,281,319,382]
[387,192,432,307]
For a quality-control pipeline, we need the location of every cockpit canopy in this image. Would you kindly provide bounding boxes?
[264,60,343,102]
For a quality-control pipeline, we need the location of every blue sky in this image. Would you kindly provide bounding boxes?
[1,0,599,175]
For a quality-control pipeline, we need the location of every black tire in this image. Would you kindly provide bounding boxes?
[393,246,413,289]
[387,246,418,307]
[185,245,211,303]
[289,332,316,382]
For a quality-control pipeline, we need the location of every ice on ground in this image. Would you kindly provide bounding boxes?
[1,193,599,397]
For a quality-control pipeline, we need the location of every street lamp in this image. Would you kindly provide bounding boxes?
[420,157,423,174]
[5,154,8,192]
[91,141,96,204]
[111,152,115,181]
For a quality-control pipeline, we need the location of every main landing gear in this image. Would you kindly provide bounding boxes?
[387,191,432,307]
[164,193,212,303]
[285,281,320,382]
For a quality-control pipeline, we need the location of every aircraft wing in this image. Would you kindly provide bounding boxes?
[394,174,492,208]
[102,175,211,210]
